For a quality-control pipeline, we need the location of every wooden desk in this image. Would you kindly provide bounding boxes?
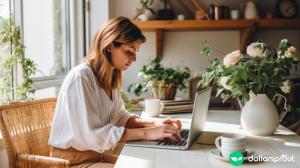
[115,110,300,168]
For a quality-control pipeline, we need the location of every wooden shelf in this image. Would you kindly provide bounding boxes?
[133,19,300,56]
[256,19,300,29]
[134,20,253,31]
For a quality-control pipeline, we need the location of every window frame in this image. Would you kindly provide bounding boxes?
[10,0,109,93]
[13,0,86,90]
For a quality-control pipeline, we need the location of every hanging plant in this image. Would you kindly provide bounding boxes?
[0,20,37,104]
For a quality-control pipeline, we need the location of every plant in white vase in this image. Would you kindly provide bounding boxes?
[199,39,299,135]
[138,0,156,21]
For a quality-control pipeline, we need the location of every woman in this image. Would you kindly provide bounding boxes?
[48,17,182,168]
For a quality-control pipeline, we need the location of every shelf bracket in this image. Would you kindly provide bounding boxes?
[240,25,256,54]
[155,30,163,58]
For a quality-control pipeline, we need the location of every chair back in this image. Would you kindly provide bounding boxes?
[0,98,56,168]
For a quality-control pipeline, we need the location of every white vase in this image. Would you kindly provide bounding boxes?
[144,9,155,20]
[244,1,258,19]
[138,9,155,21]
[138,14,148,21]
[240,92,279,136]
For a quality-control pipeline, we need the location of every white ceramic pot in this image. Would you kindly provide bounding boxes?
[241,92,279,136]
[144,9,155,20]
[138,9,156,21]
[138,14,148,21]
[244,1,258,19]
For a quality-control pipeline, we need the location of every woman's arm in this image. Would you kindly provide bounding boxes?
[125,116,156,128]
[119,124,181,142]
[125,116,182,129]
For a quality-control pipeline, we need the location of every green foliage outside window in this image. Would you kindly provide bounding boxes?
[0,20,37,104]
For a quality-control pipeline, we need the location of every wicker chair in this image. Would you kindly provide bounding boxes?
[0,98,70,168]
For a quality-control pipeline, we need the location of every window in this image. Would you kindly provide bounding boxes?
[34,86,59,99]
[0,0,10,62]
[0,0,9,63]
[0,0,108,100]
[0,0,10,22]
[22,0,71,84]
[0,0,12,103]
[0,0,74,101]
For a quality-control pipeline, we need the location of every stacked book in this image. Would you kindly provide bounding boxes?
[160,99,194,114]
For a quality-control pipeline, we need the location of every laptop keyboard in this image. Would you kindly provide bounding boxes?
[157,130,189,146]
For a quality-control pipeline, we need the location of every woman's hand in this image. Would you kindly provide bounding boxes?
[145,124,181,141]
[161,118,182,129]
[153,118,182,129]
[121,117,182,142]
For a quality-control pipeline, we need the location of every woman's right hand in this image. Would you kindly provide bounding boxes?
[145,124,181,141]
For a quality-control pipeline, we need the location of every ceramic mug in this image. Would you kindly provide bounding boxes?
[177,14,185,21]
[231,10,240,20]
[215,133,246,158]
[145,99,164,117]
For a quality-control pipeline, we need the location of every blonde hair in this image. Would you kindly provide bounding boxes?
[85,17,145,91]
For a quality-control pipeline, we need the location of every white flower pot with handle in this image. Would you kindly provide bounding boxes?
[241,92,280,136]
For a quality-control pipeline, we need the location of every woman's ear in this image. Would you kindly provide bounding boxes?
[106,44,113,53]
[107,47,111,53]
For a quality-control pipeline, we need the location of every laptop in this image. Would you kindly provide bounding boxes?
[125,87,212,150]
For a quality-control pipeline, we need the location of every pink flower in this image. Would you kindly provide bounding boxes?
[223,50,241,67]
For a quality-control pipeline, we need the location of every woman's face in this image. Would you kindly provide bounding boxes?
[109,40,142,71]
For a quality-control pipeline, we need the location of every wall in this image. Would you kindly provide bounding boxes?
[111,0,300,98]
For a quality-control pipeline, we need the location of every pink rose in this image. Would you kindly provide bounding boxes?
[223,50,241,67]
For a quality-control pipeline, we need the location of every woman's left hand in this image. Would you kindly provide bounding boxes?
[130,117,182,130]
[153,118,182,129]
[161,118,182,129]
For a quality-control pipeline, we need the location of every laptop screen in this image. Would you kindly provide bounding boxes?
[186,87,212,147]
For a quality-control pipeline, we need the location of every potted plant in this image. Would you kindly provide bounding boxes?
[0,20,37,104]
[128,57,191,100]
[199,39,299,135]
[137,0,156,21]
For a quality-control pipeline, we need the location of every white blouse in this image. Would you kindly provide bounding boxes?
[48,63,132,153]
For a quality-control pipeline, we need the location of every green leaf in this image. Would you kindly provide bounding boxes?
[0,20,37,104]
